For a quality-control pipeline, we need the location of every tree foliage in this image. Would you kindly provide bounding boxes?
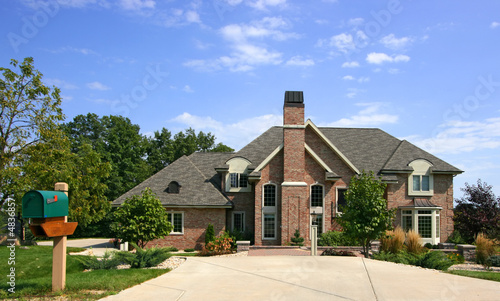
[338,171,395,257]
[0,57,64,206]
[454,179,500,242]
[112,188,173,248]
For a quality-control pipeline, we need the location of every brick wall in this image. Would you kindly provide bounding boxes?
[146,207,226,250]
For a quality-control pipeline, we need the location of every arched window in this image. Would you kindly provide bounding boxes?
[167,181,181,194]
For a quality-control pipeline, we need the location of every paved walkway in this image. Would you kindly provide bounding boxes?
[248,248,312,256]
[100,256,500,301]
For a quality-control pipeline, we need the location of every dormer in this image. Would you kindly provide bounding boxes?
[408,159,433,196]
[225,157,252,192]
[167,181,181,194]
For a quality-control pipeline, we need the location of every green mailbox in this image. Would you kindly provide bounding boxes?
[22,190,69,218]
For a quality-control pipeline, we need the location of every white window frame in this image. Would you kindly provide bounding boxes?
[400,208,440,245]
[225,157,251,192]
[232,211,245,232]
[408,159,434,196]
[167,211,184,235]
[335,187,348,215]
[310,184,324,238]
[262,183,277,240]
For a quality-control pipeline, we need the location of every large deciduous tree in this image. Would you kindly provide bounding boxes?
[0,57,64,206]
[454,179,500,242]
[112,188,173,248]
[338,171,395,258]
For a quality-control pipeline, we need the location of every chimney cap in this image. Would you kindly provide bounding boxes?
[284,91,303,104]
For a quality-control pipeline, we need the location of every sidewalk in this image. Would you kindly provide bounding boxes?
[99,256,500,301]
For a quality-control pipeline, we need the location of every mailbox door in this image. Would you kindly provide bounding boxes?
[22,191,45,218]
[39,191,69,217]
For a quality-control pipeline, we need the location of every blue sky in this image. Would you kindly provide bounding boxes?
[1,0,500,198]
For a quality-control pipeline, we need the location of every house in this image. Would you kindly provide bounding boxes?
[112,91,463,249]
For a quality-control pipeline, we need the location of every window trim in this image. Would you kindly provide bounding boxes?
[408,159,434,196]
[262,183,277,208]
[262,183,277,240]
[262,213,276,240]
[167,211,184,235]
[232,211,245,232]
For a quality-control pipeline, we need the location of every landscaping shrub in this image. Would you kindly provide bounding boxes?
[205,223,215,245]
[114,243,170,268]
[417,251,454,271]
[184,248,195,252]
[380,227,405,254]
[76,251,121,270]
[318,231,357,247]
[290,229,304,246]
[446,252,465,264]
[203,232,233,255]
[475,233,495,265]
[447,230,467,244]
[486,255,500,267]
[373,251,420,265]
[405,230,423,254]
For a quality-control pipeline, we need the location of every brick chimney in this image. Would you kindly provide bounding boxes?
[281,91,307,245]
[283,91,305,182]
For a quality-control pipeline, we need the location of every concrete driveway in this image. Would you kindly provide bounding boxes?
[100,256,500,301]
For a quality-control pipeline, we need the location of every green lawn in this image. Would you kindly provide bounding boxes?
[446,270,500,282]
[0,246,169,300]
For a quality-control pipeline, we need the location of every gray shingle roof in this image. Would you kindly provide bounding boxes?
[112,155,232,207]
[113,124,462,207]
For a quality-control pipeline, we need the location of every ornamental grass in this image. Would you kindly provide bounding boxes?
[475,233,495,265]
[380,226,405,254]
[405,229,423,254]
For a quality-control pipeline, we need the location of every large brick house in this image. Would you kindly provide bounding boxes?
[112,91,463,249]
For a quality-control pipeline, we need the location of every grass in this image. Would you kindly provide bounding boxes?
[446,270,500,282]
[0,246,169,300]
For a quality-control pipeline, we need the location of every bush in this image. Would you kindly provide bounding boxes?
[373,251,420,265]
[380,227,405,254]
[475,233,495,265]
[417,251,454,271]
[203,232,233,255]
[205,223,215,245]
[76,251,121,270]
[447,252,465,264]
[290,229,304,246]
[447,230,467,244]
[405,230,423,254]
[114,243,170,268]
[319,231,357,247]
[184,248,195,252]
[486,255,500,267]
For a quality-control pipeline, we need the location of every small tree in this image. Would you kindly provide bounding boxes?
[113,188,173,248]
[454,179,500,243]
[338,171,395,258]
[205,223,215,245]
[290,229,304,246]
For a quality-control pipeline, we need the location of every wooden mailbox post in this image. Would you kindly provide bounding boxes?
[22,182,78,291]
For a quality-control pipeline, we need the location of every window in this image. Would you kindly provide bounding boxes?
[229,173,248,188]
[263,214,276,239]
[408,159,433,196]
[311,185,323,207]
[232,212,245,232]
[400,209,440,244]
[336,188,347,213]
[413,175,430,192]
[263,184,276,207]
[167,212,184,234]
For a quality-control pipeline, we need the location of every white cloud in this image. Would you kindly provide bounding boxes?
[45,78,78,90]
[87,81,111,91]
[119,0,155,10]
[318,31,368,55]
[404,118,500,155]
[324,103,399,127]
[286,56,314,66]
[248,0,286,10]
[170,112,283,150]
[380,34,413,50]
[348,18,364,27]
[186,17,296,72]
[185,10,201,23]
[183,85,194,93]
[491,21,500,29]
[357,76,370,83]
[341,61,359,68]
[342,75,354,80]
[366,52,410,64]
[47,46,99,56]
